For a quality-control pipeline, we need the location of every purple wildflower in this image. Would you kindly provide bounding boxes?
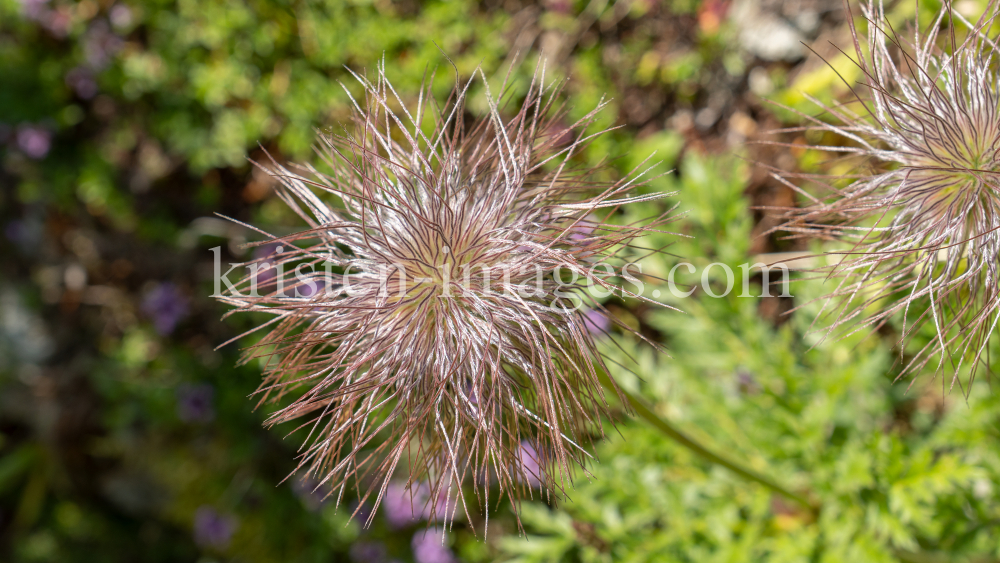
[735,368,758,395]
[5,217,43,251]
[41,6,71,37]
[193,506,236,550]
[17,0,47,20]
[66,67,98,99]
[83,20,123,69]
[544,0,572,15]
[381,482,427,529]
[4,221,24,244]
[518,441,542,489]
[583,308,611,336]
[568,215,597,242]
[109,4,133,29]
[348,500,372,523]
[349,541,387,563]
[142,282,189,335]
[176,383,214,423]
[16,126,51,159]
[247,242,282,288]
[411,528,456,563]
[292,477,330,512]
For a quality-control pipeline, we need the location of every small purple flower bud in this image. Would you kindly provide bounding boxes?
[83,21,123,69]
[411,528,455,563]
[109,4,133,29]
[176,383,214,423]
[17,0,48,20]
[735,368,758,395]
[518,441,542,488]
[544,0,571,15]
[583,309,610,336]
[193,506,236,550]
[16,126,51,159]
[292,477,330,512]
[4,218,43,251]
[42,7,71,37]
[4,221,23,244]
[349,541,387,563]
[382,482,426,529]
[250,242,282,287]
[66,67,98,99]
[348,499,372,523]
[141,282,189,335]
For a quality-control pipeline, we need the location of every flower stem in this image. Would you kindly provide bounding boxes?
[598,372,817,513]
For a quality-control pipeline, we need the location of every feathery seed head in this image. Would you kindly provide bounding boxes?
[778,1,1000,388]
[216,63,674,528]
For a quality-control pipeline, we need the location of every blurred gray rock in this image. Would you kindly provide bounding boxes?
[731,0,836,61]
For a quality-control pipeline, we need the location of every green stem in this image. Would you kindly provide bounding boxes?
[598,372,817,513]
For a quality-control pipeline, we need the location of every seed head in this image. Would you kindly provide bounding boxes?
[776,1,1000,389]
[216,63,674,528]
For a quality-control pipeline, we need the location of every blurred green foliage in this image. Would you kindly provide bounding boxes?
[2,0,1000,562]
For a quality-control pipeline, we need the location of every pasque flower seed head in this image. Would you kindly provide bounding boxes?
[216,62,676,528]
[776,1,1000,389]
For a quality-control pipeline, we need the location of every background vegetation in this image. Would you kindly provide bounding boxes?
[2,0,999,561]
